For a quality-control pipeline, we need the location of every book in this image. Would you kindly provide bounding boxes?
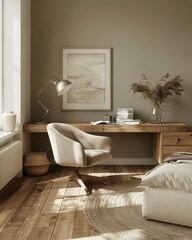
[117,107,134,112]
[124,119,142,124]
[117,112,134,118]
[124,122,140,125]
[90,120,112,125]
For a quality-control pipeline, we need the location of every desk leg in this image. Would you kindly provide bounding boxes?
[153,133,162,164]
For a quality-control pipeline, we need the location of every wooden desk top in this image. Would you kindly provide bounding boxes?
[104,122,187,132]
[23,122,187,133]
[23,123,104,133]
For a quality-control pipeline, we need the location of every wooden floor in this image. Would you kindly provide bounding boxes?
[0,165,154,240]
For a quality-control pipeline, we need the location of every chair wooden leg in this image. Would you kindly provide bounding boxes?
[76,178,91,195]
[75,169,91,195]
[37,174,76,185]
[37,169,107,195]
[80,174,108,184]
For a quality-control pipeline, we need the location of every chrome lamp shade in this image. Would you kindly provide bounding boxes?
[36,76,72,123]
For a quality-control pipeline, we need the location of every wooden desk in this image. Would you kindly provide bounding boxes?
[23,122,188,163]
[23,122,187,133]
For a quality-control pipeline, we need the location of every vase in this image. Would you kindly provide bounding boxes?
[1,111,16,131]
[150,106,165,123]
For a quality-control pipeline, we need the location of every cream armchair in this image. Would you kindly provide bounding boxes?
[38,123,112,195]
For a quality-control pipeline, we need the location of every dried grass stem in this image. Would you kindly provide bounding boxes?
[130,73,183,108]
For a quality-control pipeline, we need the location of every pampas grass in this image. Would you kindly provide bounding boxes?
[130,73,184,108]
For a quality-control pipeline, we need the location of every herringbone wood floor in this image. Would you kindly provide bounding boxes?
[0,165,154,240]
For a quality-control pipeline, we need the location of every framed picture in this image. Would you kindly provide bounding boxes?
[62,47,111,110]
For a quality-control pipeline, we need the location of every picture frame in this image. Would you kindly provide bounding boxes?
[62,47,111,110]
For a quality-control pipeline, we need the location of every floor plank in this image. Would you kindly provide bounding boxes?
[0,165,154,240]
[0,177,38,233]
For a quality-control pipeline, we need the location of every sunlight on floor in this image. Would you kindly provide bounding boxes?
[66,236,103,240]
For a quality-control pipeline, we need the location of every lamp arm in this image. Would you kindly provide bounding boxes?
[36,80,53,98]
[36,76,60,98]
[35,76,69,122]
[36,98,49,122]
[36,80,55,122]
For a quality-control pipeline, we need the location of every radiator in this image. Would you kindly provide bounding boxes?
[0,140,22,189]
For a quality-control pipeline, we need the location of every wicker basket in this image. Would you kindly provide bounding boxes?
[24,152,50,176]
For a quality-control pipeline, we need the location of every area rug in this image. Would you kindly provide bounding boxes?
[84,179,192,240]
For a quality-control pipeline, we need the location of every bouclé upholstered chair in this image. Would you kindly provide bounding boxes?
[38,123,112,195]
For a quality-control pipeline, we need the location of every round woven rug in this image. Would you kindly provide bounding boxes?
[84,179,192,240]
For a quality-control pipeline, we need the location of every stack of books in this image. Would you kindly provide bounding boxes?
[116,108,134,124]
[116,108,142,124]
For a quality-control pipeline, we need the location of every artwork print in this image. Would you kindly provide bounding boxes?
[62,48,111,110]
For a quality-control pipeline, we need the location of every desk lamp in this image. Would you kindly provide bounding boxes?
[36,76,72,123]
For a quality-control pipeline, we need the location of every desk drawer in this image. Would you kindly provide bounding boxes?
[162,133,192,146]
[155,132,192,163]
[162,146,192,160]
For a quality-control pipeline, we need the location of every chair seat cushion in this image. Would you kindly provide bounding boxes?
[142,186,192,227]
[85,149,112,166]
[142,161,192,192]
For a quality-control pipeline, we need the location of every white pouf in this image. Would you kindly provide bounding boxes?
[142,187,192,227]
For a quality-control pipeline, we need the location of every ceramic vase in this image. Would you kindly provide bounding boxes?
[1,111,16,131]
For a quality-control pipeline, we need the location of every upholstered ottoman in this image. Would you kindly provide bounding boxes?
[142,187,192,227]
[142,152,192,227]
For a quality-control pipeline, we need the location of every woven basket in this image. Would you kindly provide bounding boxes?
[24,152,50,176]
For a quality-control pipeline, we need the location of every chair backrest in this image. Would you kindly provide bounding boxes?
[51,122,75,140]
[47,123,86,167]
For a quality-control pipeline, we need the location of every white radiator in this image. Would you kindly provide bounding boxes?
[0,140,22,189]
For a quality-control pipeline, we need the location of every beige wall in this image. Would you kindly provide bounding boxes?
[31,0,192,162]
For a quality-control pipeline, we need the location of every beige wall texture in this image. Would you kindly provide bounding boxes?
[31,0,192,162]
